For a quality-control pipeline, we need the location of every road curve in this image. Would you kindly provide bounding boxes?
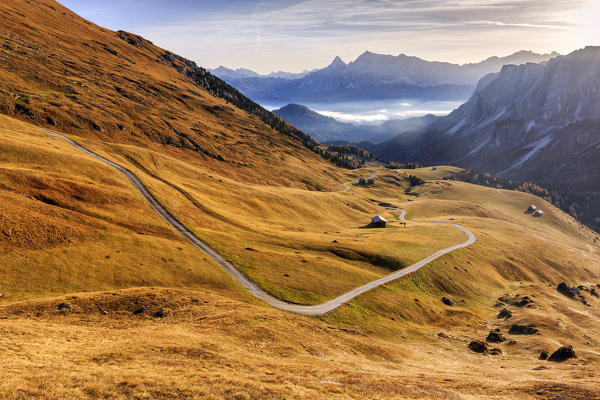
[37,127,476,316]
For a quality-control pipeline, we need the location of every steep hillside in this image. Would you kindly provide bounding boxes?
[218,50,558,104]
[370,47,600,231]
[0,0,354,184]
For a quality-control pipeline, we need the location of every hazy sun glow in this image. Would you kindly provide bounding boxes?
[579,0,600,47]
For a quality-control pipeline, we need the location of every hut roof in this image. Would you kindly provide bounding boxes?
[371,215,387,223]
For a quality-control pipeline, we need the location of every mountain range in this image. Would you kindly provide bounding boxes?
[210,66,314,81]
[213,50,559,104]
[367,47,600,230]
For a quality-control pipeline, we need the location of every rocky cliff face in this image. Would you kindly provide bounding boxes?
[420,47,600,176]
[372,47,600,229]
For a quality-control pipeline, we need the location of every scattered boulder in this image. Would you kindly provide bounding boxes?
[441,297,455,306]
[557,282,575,298]
[516,296,533,308]
[497,294,510,303]
[154,309,168,318]
[508,324,539,335]
[133,305,148,315]
[57,303,72,311]
[117,123,125,130]
[486,330,506,343]
[468,340,488,353]
[590,288,599,298]
[497,294,534,308]
[468,340,502,355]
[539,351,549,360]
[497,308,512,319]
[548,346,576,362]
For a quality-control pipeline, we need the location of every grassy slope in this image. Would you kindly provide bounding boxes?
[0,0,342,189]
[1,287,599,400]
[77,136,466,304]
[321,169,600,334]
[2,117,600,398]
[0,115,464,304]
[0,115,241,301]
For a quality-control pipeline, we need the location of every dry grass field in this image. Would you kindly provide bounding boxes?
[0,115,465,305]
[1,115,600,399]
[1,286,599,400]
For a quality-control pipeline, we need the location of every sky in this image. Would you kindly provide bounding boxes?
[59,0,599,74]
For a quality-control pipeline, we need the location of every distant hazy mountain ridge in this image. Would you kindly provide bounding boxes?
[213,50,559,104]
[274,103,436,143]
[209,66,313,81]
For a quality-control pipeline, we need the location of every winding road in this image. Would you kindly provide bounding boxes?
[38,127,477,316]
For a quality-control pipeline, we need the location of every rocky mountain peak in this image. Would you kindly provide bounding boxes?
[327,56,347,69]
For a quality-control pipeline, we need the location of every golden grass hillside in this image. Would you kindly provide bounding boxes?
[1,287,599,399]
[0,0,347,188]
[0,115,465,305]
[0,2,599,396]
[1,114,600,398]
[0,115,241,302]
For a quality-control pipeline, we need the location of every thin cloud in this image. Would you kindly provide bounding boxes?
[469,20,579,31]
[62,0,591,73]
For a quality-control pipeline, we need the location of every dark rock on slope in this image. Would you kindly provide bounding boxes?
[548,345,576,362]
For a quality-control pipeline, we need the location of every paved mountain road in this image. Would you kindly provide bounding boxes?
[38,127,477,315]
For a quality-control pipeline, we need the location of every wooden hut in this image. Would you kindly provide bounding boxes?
[371,215,387,227]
